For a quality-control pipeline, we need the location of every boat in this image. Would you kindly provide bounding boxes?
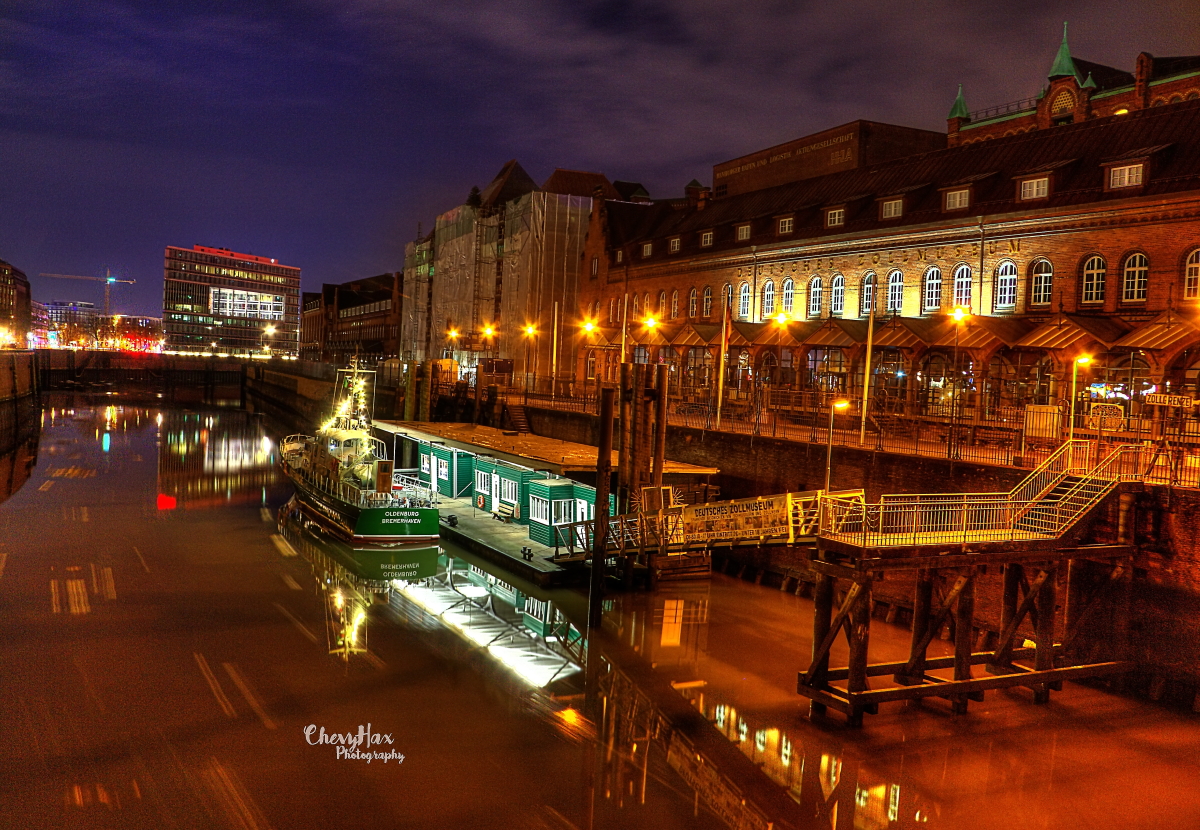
[280,362,440,546]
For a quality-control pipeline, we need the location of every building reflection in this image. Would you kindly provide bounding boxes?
[156,410,279,509]
[0,397,38,507]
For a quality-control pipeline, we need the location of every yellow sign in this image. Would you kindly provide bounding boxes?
[679,494,795,544]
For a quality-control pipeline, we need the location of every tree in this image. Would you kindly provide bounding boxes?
[465,186,482,208]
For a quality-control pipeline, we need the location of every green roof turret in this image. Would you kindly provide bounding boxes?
[1081,72,1096,90]
[948,84,969,119]
[1048,22,1082,81]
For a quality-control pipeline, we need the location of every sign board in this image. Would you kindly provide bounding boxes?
[678,493,794,544]
[1144,393,1197,408]
[354,507,440,540]
[1088,403,1126,432]
[351,545,439,582]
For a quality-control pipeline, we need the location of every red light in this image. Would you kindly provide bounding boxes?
[156,494,177,510]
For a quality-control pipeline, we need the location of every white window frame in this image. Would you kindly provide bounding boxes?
[475,470,490,494]
[1082,256,1107,303]
[881,199,903,219]
[1030,259,1054,305]
[953,264,973,308]
[688,288,698,317]
[669,237,681,253]
[994,261,1017,309]
[762,281,775,317]
[420,453,430,474]
[641,242,653,258]
[658,291,667,315]
[945,189,970,210]
[1186,250,1200,300]
[1122,253,1149,302]
[1110,164,1144,189]
[736,224,751,242]
[782,279,794,314]
[670,290,679,319]
[529,496,550,524]
[885,271,903,312]
[778,217,794,234]
[700,231,713,247]
[830,275,845,316]
[1020,177,1049,200]
[615,249,623,263]
[923,267,942,311]
[551,499,574,526]
[590,256,598,276]
[826,208,845,228]
[860,273,875,316]
[738,283,751,319]
[809,277,823,318]
[702,286,713,317]
[436,457,449,481]
[500,477,519,503]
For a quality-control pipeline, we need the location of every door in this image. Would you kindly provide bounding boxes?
[492,473,501,505]
[576,499,588,522]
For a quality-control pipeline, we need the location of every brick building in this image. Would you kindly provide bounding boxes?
[576,34,1200,427]
[303,273,404,366]
[0,258,31,347]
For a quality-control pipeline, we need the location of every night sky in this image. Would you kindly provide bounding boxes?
[1,1,1197,316]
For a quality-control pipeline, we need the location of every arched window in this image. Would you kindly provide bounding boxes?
[953,264,972,308]
[703,286,713,317]
[1030,259,1053,305]
[670,290,679,319]
[809,277,824,318]
[722,283,732,314]
[658,291,667,316]
[688,287,698,318]
[632,294,639,317]
[608,298,617,323]
[886,270,904,313]
[1122,253,1148,301]
[830,275,845,316]
[644,293,652,317]
[1082,256,1106,304]
[738,282,751,319]
[1186,250,1200,299]
[782,279,795,314]
[860,273,875,316]
[993,261,1017,309]
[762,280,775,317]
[923,267,942,311]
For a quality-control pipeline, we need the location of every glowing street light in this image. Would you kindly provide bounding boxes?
[774,312,789,326]
[825,399,851,492]
[644,317,657,329]
[1069,355,1093,445]
[483,326,495,338]
[582,321,596,333]
[949,306,970,459]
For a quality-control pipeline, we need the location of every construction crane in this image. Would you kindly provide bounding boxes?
[39,268,136,317]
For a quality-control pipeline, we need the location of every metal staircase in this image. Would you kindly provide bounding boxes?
[505,403,530,433]
[818,440,1153,550]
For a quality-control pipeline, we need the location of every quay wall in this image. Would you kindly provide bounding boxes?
[0,351,37,403]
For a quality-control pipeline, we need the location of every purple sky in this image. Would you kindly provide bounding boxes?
[1,1,1197,316]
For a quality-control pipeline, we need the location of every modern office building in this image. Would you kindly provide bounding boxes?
[162,244,300,356]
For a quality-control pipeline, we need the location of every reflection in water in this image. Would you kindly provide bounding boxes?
[0,397,38,507]
[157,410,279,509]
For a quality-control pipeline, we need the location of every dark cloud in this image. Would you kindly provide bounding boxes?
[0,0,1197,313]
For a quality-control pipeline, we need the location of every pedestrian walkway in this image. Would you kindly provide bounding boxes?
[433,493,571,586]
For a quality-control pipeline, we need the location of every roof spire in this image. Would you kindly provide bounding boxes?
[948,84,969,119]
[1048,21,1081,81]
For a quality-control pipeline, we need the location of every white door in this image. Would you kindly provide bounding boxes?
[492,473,501,504]
[576,499,588,521]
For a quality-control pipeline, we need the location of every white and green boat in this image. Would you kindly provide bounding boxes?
[280,364,439,546]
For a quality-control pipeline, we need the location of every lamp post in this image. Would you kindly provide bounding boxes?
[522,325,537,392]
[582,321,596,401]
[825,399,851,492]
[1069,355,1092,445]
[950,306,970,460]
[261,324,276,357]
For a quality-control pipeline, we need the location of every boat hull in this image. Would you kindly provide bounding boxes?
[284,464,440,546]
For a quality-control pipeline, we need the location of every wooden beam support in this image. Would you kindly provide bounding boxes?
[807,572,835,717]
[899,574,968,679]
[988,569,1049,672]
[1033,565,1058,703]
[1060,561,1127,655]
[802,580,864,688]
[846,578,873,727]
[952,569,978,713]
[825,646,1044,681]
[896,569,933,686]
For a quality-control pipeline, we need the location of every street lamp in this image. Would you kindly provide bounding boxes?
[522,325,537,391]
[825,399,851,492]
[949,306,970,459]
[262,324,276,356]
[1069,355,1092,445]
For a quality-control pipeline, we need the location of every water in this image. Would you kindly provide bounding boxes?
[1,395,1197,829]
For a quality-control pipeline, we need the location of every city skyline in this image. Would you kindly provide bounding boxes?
[1,1,1197,316]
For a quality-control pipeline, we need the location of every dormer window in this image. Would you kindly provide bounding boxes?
[1020,177,1049,200]
[881,199,903,219]
[736,224,751,241]
[825,208,845,228]
[944,189,970,210]
[778,217,794,235]
[700,231,713,247]
[1109,163,1144,189]
[641,242,652,258]
[669,237,681,253]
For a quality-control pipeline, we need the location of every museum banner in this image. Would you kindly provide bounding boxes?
[678,493,796,544]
